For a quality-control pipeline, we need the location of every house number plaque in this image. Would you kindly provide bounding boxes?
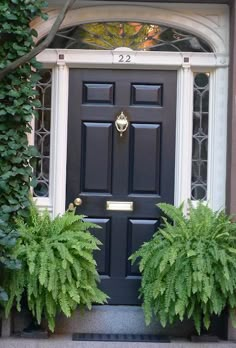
[112,50,136,64]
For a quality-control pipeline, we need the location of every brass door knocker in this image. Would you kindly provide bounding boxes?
[115,111,129,137]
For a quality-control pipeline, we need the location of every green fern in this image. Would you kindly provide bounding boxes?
[130,202,236,334]
[4,205,108,332]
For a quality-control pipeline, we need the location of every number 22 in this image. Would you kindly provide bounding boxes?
[119,54,131,63]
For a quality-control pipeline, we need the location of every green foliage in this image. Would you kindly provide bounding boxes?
[0,220,21,305]
[130,202,236,334]
[0,0,48,224]
[0,0,48,309]
[4,205,108,331]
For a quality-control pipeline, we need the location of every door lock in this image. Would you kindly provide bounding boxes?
[74,198,83,206]
[68,198,83,211]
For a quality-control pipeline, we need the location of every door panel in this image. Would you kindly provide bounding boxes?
[130,123,161,194]
[81,122,113,193]
[131,84,163,105]
[127,219,159,275]
[83,83,115,104]
[85,218,111,276]
[66,69,177,304]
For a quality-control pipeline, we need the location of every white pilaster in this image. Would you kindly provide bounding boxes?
[207,67,228,211]
[174,65,194,209]
[51,61,69,217]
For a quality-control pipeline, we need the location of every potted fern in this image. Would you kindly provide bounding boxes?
[3,205,108,333]
[130,202,236,336]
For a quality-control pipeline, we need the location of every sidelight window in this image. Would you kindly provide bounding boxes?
[33,69,52,198]
[191,73,209,201]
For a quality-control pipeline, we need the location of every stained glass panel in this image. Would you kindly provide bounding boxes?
[48,22,213,52]
[191,73,209,200]
[33,70,52,197]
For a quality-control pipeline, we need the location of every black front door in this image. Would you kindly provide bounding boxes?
[66,69,177,304]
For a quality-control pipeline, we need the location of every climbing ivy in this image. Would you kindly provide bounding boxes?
[0,0,48,224]
[0,221,21,303]
[0,0,48,301]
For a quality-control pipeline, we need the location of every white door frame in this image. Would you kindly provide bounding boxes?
[32,4,229,216]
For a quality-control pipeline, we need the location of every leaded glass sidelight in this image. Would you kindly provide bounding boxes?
[33,70,52,197]
[191,73,209,201]
[48,22,213,52]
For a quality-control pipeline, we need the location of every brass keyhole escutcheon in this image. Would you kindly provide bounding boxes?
[115,111,129,137]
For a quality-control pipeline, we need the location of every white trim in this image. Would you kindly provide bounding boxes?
[51,62,69,217]
[207,67,228,211]
[32,4,229,54]
[174,65,194,210]
[37,50,229,69]
[33,197,52,213]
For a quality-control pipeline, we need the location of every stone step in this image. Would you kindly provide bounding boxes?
[53,306,195,336]
[8,305,226,338]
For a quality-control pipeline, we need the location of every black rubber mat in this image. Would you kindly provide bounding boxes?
[191,335,219,342]
[72,333,170,342]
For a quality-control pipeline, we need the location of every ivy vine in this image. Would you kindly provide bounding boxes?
[0,0,48,225]
[0,0,48,299]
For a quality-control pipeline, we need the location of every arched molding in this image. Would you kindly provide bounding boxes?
[31,5,228,54]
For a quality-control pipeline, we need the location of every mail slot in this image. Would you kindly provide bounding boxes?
[106,201,134,211]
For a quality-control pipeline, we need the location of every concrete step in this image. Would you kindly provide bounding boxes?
[0,336,236,348]
[53,306,195,336]
[7,306,226,338]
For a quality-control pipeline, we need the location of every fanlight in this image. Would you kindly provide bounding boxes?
[48,22,213,52]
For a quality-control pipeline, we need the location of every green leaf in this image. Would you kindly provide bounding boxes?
[8,90,20,98]
[5,13,18,20]
[30,176,37,188]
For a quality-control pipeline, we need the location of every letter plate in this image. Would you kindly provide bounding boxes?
[106,201,133,211]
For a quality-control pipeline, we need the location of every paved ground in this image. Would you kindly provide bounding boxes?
[0,336,236,348]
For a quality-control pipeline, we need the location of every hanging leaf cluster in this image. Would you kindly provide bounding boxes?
[130,203,236,334]
[0,0,48,224]
[4,206,108,332]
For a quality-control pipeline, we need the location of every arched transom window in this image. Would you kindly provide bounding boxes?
[48,22,213,52]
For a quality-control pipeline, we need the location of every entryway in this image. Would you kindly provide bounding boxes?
[66,69,177,305]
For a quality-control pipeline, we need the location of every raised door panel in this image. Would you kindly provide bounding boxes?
[131,84,163,106]
[83,83,115,104]
[127,219,159,276]
[84,218,111,276]
[129,123,161,194]
[81,122,113,193]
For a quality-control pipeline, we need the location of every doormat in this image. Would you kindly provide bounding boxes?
[72,333,171,343]
[13,330,49,339]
